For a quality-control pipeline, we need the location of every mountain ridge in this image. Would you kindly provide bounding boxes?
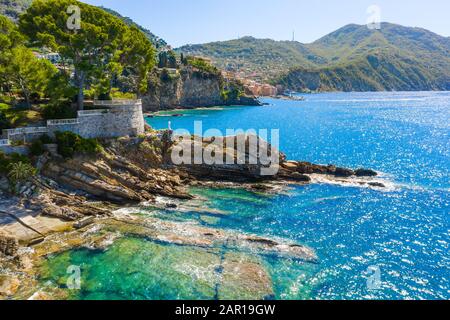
[178,22,450,92]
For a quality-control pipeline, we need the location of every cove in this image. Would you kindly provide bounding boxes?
[39,91,449,300]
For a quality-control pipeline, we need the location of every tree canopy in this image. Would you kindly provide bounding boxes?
[1,15,57,107]
[19,0,156,109]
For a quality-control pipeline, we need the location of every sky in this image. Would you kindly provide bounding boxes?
[82,0,450,47]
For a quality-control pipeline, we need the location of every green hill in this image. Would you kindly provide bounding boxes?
[179,23,450,92]
[178,36,321,82]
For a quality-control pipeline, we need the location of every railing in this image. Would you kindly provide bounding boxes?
[5,127,48,136]
[47,119,79,126]
[0,139,10,146]
[78,109,109,116]
[93,99,142,106]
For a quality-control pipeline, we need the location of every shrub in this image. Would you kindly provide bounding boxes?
[111,88,137,100]
[0,110,10,130]
[39,134,54,144]
[8,161,37,185]
[54,131,103,158]
[160,68,171,83]
[0,152,32,175]
[42,101,76,120]
[30,139,45,156]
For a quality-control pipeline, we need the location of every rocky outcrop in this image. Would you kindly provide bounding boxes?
[41,148,192,206]
[166,134,378,184]
[142,66,260,111]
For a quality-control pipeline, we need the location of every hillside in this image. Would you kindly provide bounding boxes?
[178,36,322,82]
[178,23,450,92]
[0,0,31,21]
[100,7,167,50]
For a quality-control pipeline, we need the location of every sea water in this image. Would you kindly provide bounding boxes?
[40,92,449,300]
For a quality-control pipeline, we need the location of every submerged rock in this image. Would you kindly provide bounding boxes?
[217,253,273,300]
[108,214,318,263]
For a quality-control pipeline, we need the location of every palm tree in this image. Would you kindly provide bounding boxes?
[8,161,36,184]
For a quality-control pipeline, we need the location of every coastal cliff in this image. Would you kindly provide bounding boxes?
[142,65,261,112]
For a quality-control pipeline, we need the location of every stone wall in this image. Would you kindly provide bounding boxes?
[2,100,145,146]
[47,104,145,139]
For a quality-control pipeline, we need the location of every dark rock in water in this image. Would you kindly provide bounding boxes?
[165,203,178,209]
[334,167,355,177]
[251,184,271,191]
[289,173,312,182]
[296,162,328,174]
[368,182,385,188]
[326,165,337,174]
[296,162,314,174]
[355,168,378,177]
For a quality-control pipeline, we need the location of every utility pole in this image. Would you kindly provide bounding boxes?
[292,30,295,42]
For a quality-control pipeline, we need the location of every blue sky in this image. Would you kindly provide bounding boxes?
[83,0,450,47]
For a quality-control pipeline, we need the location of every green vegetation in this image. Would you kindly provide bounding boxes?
[0,0,32,21]
[29,138,44,156]
[41,101,76,120]
[100,6,167,50]
[19,0,156,109]
[0,150,34,192]
[221,79,244,103]
[185,56,221,76]
[158,50,178,69]
[54,131,103,158]
[7,160,35,182]
[0,102,42,128]
[0,0,158,130]
[179,23,450,92]
[6,46,58,107]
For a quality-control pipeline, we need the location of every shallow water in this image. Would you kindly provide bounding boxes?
[41,92,449,300]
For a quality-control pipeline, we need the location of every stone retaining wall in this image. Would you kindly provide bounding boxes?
[1,100,145,146]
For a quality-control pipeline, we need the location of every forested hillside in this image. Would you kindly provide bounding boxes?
[179,23,450,92]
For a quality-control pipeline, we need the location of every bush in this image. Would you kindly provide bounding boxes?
[0,110,10,130]
[39,134,54,144]
[0,152,31,175]
[42,101,76,120]
[160,68,171,83]
[54,131,103,158]
[30,139,45,156]
[8,161,37,185]
[111,88,136,100]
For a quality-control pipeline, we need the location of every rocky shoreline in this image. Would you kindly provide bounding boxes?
[0,132,381,299]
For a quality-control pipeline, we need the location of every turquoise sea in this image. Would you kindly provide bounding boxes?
[41,92,449,300]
